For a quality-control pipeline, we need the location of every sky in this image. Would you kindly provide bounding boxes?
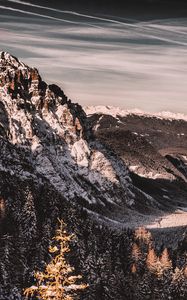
[0,0,187,113]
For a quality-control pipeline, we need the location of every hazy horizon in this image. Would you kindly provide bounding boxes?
[0,0,187,114]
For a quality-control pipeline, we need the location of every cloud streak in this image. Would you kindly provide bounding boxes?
[6,0,138,26]
[2,0,187,46]
[0,3,187,113]
[6,0,187,38]
[0,4,101,28]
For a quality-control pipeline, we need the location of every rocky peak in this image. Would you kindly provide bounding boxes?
[0,51,88,145]
[0,51,26,69]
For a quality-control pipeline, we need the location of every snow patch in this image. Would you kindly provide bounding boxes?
[71,139,90,168]
[90,150,118,184]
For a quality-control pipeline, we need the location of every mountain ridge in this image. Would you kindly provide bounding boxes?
[84,105,187,122]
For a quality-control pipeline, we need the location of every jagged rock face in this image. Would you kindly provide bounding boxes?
[0,51,135,211]
[0,51,88,144]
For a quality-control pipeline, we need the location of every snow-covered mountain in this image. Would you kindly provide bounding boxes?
[85,104,187,211]
[86,105,187,177]
[0,51,136,210]
[84,105,187,122]
[0,52,187,299]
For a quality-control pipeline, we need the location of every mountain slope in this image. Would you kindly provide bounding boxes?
[0,53,187,299]
[0,51,137,212]
[85,105,187,208]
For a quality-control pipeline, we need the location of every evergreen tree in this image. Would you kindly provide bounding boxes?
[146,247,158,274]
[20,188,37,243]
[160,248,172,272]
[24,219,87,300]
[170,267,187,299]
[131,243,141,262]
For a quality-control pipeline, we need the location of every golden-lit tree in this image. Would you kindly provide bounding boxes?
[131,243,141,262]
[134,227,152,245]
[160,248,172,271]
[131,263,137,274]
[24,219,88,300]
[146,247,173,278]
[146,247,158,274]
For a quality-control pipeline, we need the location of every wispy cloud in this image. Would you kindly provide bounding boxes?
[0,4,101,28]
[6,0,138,26]
[1,1,187,45]
[0,3,187,113]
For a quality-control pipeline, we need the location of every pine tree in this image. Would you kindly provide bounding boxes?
[160,248,172,272]
[134,227,152,245]
[24,219,88,300]
[21,188,37,243]
[146,247,158,274]
[131,263,137,274]
[170,267,187,299]
[0,235,13,287]
[131,243,141,262]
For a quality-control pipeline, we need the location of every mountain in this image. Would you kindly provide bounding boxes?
[0,52,136,209]
[85,105,187,207]
[0,52,187,299]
